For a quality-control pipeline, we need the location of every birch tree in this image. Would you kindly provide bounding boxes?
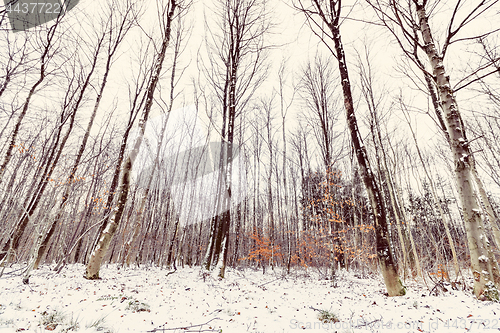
[367,0,500,300]
[296,0,406,296]
[85,0,183,279]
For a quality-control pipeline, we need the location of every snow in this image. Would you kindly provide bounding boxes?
[102,223,112,235]
[478,255,489,263]
[0,264,499,333]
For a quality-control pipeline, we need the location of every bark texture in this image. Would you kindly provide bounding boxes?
[85,0,177,279]
[328,23,405,296]
[416,3,499,300]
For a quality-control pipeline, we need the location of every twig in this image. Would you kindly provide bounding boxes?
[147,317,220,332]
[309,306,322,312]
[354,318,382,328]
[0,265,24,278]
[427,271,448,296]
[207,309,222,316]
[257,277,281,288]
[54,214,110,274]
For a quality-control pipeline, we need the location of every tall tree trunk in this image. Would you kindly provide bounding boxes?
[85,0,178,279]
[367,101,409,278]
[393,164,423,278]
[0,94,79,268]
[470,161,500,253]
[123,20,180,266]
[329,22,405,296]
[416,3,499,300]
[298,0,405,296]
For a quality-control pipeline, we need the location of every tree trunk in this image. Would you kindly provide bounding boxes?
[85,0,178,279]
[33,33,109,269]
[329,22,405,296]
[416,3,499,300]
[1,96,78,268]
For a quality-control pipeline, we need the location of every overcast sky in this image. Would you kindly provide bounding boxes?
[2,0,499,195]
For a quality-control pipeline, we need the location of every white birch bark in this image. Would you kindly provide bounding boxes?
[416,3,499,300]
[85,0,178,279]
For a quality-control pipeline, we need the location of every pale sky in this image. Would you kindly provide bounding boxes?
[2,0,499,196]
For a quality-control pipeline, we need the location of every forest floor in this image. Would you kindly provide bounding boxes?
[0,264,498,333]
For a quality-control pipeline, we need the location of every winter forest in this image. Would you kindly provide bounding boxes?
[1,0,500,332]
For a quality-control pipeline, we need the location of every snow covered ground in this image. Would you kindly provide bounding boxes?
[0,264,498,332]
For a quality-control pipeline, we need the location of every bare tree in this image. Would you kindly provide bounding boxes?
[85,0,184,279]
[298,54,344,171]
[367,0,500,300]
[201,0,271,278]
[33,0,138,270]
[355,46,416,279]
[0,16,79,267]
[296,0,406,296]
[399,97,460,279]
[0,14,66,187]
[276,59,297,272]
[124,14,190,267]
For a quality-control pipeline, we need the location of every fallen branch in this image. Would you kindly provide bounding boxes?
[165,268,177,277]
[427,271,449,296]
[0,265,24,278]
[258,277,281,288]
[354,318,382,328]
[54,214,110,274]
[147,317,221,332]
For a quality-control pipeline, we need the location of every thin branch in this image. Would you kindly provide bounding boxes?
[147,318,221,332]
[454,68,500,92]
